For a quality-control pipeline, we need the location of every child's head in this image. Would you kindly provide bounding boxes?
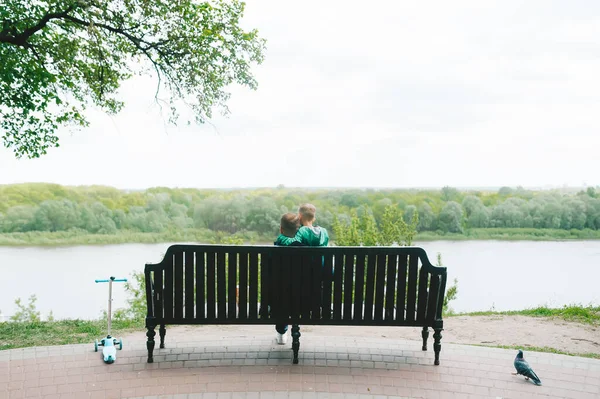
[298,203,317,226]
[280,212,300,237]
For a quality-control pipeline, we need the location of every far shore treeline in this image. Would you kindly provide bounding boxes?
[1,183,600,245]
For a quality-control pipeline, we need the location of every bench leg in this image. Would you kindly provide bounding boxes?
[146,324,156,363]
[421,327,429,351]
[433,328,442,365]
[291,324,301,365]
[159,324,166,349]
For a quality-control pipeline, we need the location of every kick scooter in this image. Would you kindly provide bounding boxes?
[94,276,127,364]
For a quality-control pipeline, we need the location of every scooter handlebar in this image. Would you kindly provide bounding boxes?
[95,278,128,283]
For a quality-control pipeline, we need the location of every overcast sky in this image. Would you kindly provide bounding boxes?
[1,0,599,189]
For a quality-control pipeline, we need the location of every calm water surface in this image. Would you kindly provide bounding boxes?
[1,241,598,320]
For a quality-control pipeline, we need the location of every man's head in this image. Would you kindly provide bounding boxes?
[280,212,300,237]
[298,203,317,226]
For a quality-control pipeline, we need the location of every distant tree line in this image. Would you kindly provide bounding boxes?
[0,184,599,237]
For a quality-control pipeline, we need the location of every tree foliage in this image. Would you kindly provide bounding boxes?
[333,205,418,247]
[1,184,600,238]
[10,295,41,323]
[0,0,265,158]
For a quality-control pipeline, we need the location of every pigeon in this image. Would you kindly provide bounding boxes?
[513,350,542,386]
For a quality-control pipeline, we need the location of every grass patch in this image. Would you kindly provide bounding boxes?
[417,228,600,241]
[0,319,143,350]
[470,343,600,359]
[0,229,271,246]
[450,304,600,325]
[2,228,600,247]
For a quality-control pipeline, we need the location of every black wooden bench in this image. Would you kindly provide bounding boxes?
[144,245,448,365]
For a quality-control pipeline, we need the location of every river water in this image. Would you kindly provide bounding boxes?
[0,240,598,320]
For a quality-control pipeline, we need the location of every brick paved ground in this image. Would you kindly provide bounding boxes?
[1,325,599,399]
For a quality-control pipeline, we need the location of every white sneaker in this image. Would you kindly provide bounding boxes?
[276,332,287,345]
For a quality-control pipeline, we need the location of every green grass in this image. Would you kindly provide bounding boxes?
[2,227,600,246]
[470,343,600,359]
[450,304,600,325]
[0,229,270,246]
[0,319,143,350]
[416,228,600,241]
[3,306,599,354]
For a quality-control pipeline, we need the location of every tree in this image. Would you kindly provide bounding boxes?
[461,196,483,218]
[0,0,265,158]
[438,201,464,233]
[379,205,400,246]
[332,213,360,246]
[33,199,80,231]
[441,186,459,202]
[340,193,360,208]
[417,203,435,231]
[402,205,417,225]
[80,202,117,233]
[467,206,490,228]
[490,198,526,228]
[245,196,280,234]
[359,208,379,246]
[2,205,36,232]
[378,205,416,246]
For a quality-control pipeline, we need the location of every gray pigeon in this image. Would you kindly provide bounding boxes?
[513,350,542,386]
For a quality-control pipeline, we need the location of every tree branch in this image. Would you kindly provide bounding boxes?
[0,4,81,46]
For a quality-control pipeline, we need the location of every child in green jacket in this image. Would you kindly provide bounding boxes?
[295,203,329,246]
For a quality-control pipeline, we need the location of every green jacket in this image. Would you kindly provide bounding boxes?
[295,226,329,246]
[274,234,303,246]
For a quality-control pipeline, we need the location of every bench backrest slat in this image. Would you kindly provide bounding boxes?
[216,252,226,320]
[206,252,216,319]
[363,254,376,321]
[195,251,205,319]
[343,253,353,320]
[259,253,269,318]
[300,254,310,320]
[154,268,164,319]
[353,254,366,320]
[228,252,237,320]
[405,254,419,322]
[322,254,334,320]
[332,253,343,320]
[396,253,408,321]
[374,254,386,321]
[145,245,447,326]
[164,253,174,319]
[290,254,301,319]
[174,252,184,319]
[385,254,397,321]
[416,265,429,322]
[426,273,440,324]
[185,251,194,319]
[238,252,248,319]
[271,253,281,318]
[248,252,259,318]
[311,255,321,321]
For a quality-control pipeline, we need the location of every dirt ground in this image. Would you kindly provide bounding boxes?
[140,315,600,356]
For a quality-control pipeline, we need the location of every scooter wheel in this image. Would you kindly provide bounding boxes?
[118,339,123,350]
[94,339,99,352]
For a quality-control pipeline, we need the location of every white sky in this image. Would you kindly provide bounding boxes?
[1,0,599,189]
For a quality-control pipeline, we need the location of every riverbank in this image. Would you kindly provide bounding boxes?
[2,306,599,357]
[2,227,600,246]
[1,315,598,359]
